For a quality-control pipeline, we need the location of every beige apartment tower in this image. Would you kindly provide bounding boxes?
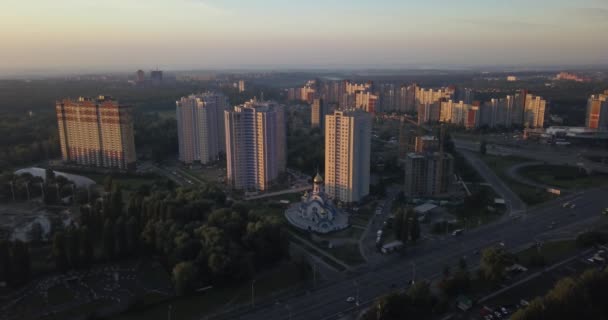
[176,92,229,164]
[324,110,372,203]
[55,96,136,170]
[224,99,286,191]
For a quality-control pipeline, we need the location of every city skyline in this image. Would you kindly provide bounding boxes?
[2,0,608,74]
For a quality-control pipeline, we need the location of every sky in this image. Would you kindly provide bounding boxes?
[1,0,608,73]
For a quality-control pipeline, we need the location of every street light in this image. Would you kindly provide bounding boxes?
[251,279,256,308]
[411,262,416,284]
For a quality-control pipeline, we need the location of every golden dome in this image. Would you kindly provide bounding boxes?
[313,172,323,184]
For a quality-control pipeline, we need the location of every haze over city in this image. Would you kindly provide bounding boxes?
[2,0,608,75]
[2,1,608,320]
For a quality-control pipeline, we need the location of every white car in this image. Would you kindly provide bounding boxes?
[346,296,355,303]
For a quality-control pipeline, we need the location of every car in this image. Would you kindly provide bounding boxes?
[562,202,570,208]
[494,311,502,318]
[501,307,509,315]
[569,204,576,209]
[346,296,355,303]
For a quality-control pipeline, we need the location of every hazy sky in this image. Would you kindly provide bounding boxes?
[1,0,608,72]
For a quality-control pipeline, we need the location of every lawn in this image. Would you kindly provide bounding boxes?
[480,155,559,205]
[114,261,309,320]
[516,240,578,266]
[81,172,159,191]
[327,244,366,266]
[519,164,608,190]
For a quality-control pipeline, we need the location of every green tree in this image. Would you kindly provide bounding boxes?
[172,261,198,296]
[103,175,113,193]
[66,227,80,268]
[80,227,94,267]
[11,241,31,285]
[410,215,421,243]
[102,219,115,260]
[52,232,68,271]
[45,168,55,183]
[479,247,511,283]
[394,208,404,241]
[0,240,11,283]
[480,140,487,155]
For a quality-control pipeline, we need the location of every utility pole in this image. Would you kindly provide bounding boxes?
[9,181,15,201]
[354,280,360,306]
[167,304,172,320]
[24,182,30,201]
[313,261,317,287]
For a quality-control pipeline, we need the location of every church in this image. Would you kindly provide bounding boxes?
[284,172,350,234]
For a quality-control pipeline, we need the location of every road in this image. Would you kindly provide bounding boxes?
[453,139,608,174]
[457,149,527,215]
[210,187,608,320]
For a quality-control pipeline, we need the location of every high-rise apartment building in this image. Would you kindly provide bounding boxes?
[404,152,454,197]
[224,99,286,191]
[135,70,145,84]
[325,110,372,203]
[524,94,546,128]
[586,91,608,130]
[311,98,325,129]
[176,92,229,164]
[355,91,379,113]
[238,80,246,92]
[56,96,136,170]
[415,86,455,106]
[398,84,418,113]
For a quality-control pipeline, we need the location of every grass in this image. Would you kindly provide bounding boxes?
[516,240,578,266]
[519,165,608,190]
[314,227,364,241]
[114,261,308,320]
[327,244,366,266]
[480,155,559,205]
[82,172,158,191]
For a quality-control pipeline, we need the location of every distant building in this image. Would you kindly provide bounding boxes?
[56,96,136,170]
[404,152,454,197]
[415,136,439,153]
[150,70,163,85]
[506,76,518,82]
[238,79,246,92]
[415,86,455,106]
[524,94,546,128]
[311,98,325,129]
[176,92,229,164]
[135,70,145,83]
[398,84,418,113]
[224,99,286,191]
[586,91,608,130]
[556,72,590,82]
[354,91,379,113]
[325,110,372,203]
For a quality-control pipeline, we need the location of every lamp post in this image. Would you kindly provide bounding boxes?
[9,181,15,201]
[251,279,256,308]
[411,262,416,284]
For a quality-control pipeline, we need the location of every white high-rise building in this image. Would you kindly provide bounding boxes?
[176,92,229,164]
[324,110,372,203]
[225,99,286,191]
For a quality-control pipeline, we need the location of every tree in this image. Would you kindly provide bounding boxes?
[479,247,511,283]
[102,219,115,260]
[410,215,421,243]
[172,261,198,296]
[11,241,31,285]
[114,217,127,257]
[80,227,94,267]
[52,232,68,271]
[0,240,10,283]
[45,168,55,183]
[394,209,404,241]
[66,227,80,268]
[28,222,43,244]
[480,140,487,155]
[103,175,113,193]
